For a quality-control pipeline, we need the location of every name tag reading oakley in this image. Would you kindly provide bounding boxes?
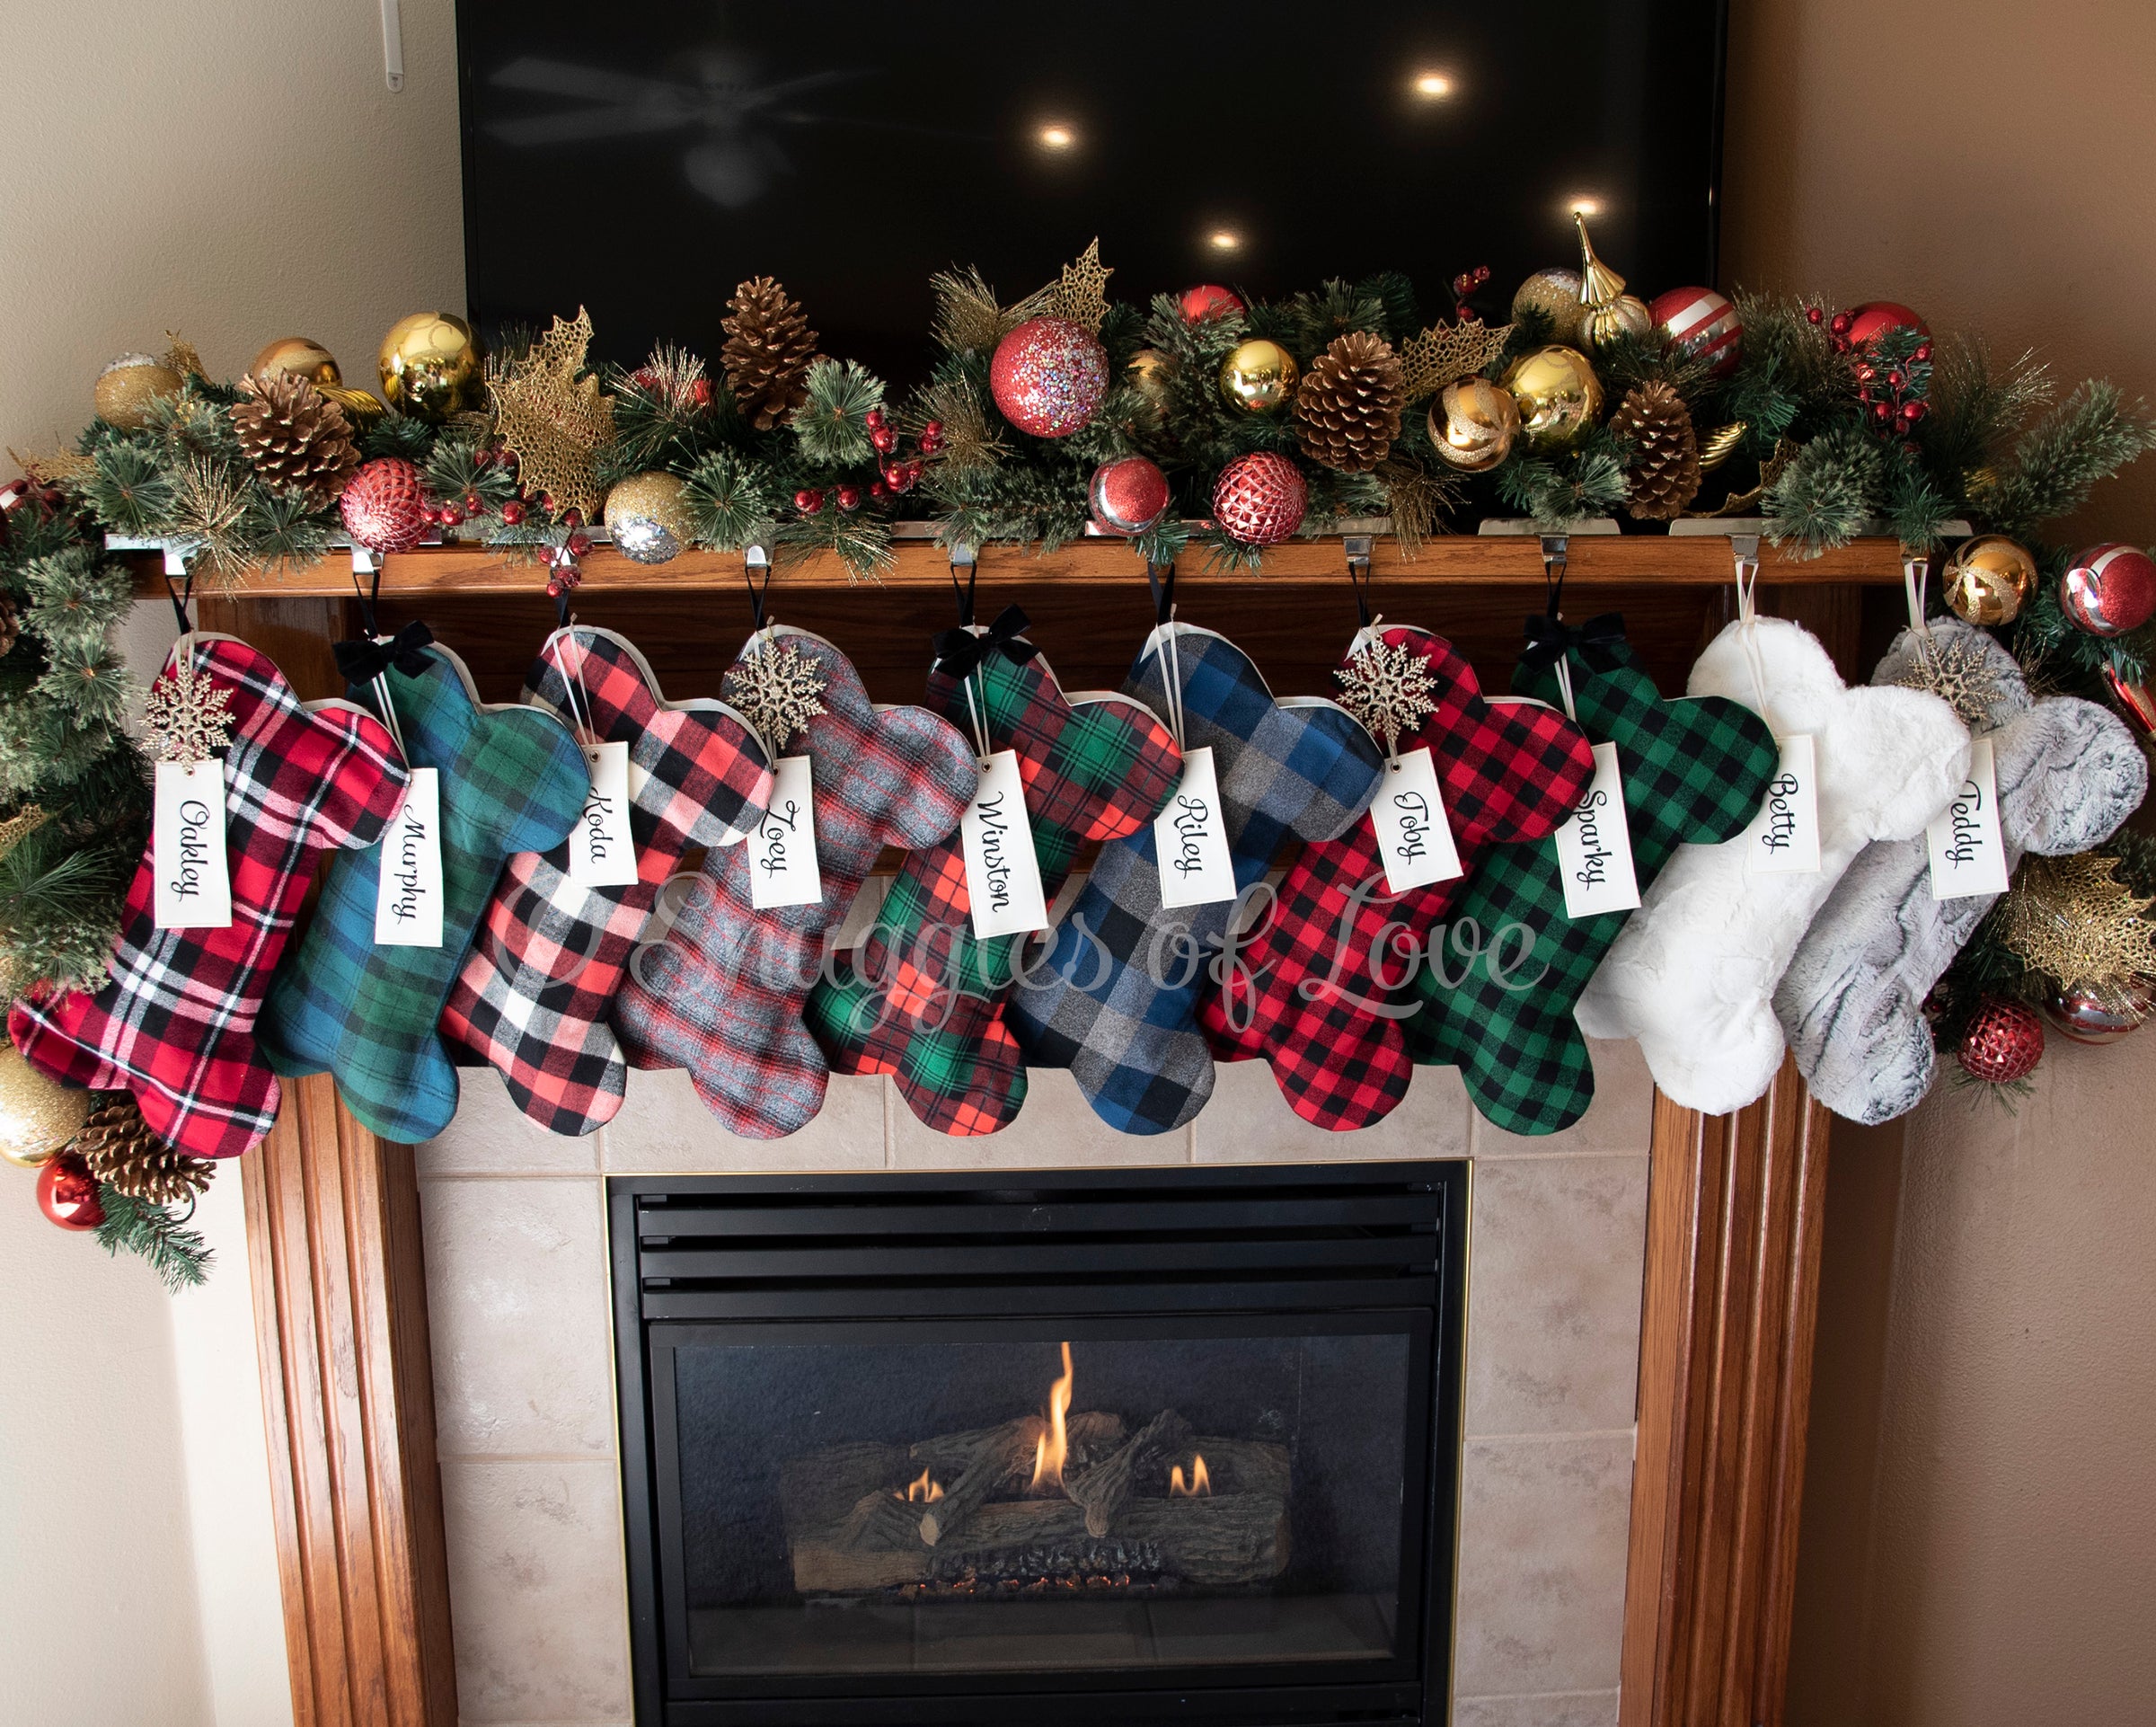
[1742,733,1823,875]
[1368,746,1464,893]
[154,758,233,930]
[373,766,444,946]
[749,754,824,909]
[1553,741,1642,917]
[1154,744,1237,909]
[568,740,638,888]
[960,749,1049,939]
[1927,735,2010,899]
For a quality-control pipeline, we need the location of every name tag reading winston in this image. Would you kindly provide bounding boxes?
[959,750,1049,939]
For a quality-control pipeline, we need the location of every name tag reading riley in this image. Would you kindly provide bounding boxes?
[1927,735,2010,899]
[1552,741,1642,917]
[749,754,824,909]
[960,749,1049,939]
[568,740,638,888]
[1154,744,1237,908]
[1368,747,1464,893]
[373,766,444,946]
[154,758,234,929]
[1742,734,1823,874]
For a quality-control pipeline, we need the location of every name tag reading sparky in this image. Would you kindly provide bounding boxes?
[749,754,824,909]
[373,767,444,946]
[1927,735,2010,899]
[1368,747,1464,893]
[154,759,233,929]
[960,750,1049,939]
[1154,744,1237,908]
[568,740,638,888]
[1552,741,1642,918]
[1743,734,1823,874]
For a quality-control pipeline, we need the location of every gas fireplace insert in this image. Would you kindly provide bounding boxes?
[608,1163,1467,1726]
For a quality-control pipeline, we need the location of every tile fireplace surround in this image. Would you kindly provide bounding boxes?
[417,1001,1652,1727]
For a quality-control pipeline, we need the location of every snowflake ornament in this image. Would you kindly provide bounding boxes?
[1887,631,2011,731]
[1334,632,1439,756]
[144,651,234,763]
[722,636,828,752]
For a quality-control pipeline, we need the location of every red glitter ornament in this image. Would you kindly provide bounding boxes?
[36,1151,104,1231]
[1648,286,1744,377]
[1958,998,2045,1084]
[2061,543,2156,637]
[1088,456,1171,536]
[989,316,1109,438]
[1211,453,1308,547]
[339,457,430,554]
[1179,284,1245,323]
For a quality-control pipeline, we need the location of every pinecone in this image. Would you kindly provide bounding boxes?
[1612,381,1702,520]
[0,595,17,659]
[720,277,818,431]
[1293,332,1407,474]
[230,374,359,504]
[75,1094,215,1205]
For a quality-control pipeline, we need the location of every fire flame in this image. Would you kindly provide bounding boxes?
[1029,1341,1075,1490]
[901,1466,944,1504]
[1169,1455,1212,1497]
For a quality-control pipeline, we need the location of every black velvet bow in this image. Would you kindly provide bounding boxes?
[333,620,436,685]
[932,605,1040,678]
[1520,610,1627,673]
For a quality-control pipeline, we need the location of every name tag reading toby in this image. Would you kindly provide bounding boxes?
[374,766,444,946]
[959,750,1049,939]
[1368,747,1463,893]
[1742,733,1823,875]
[1153,744,1237,908]
[154,759,234,929]
[568,740,638,888]
[1552,741,1642,918]
[1927,735,2010,899]
[749,754,824,909]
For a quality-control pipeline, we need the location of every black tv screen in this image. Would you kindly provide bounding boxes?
[456,0,1727,380]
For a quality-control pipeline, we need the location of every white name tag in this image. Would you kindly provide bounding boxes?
[960,750,1049,939]
[373,766,444,946]
[1553,740,1642,917]
[154,759,234,930]
[1154,744,1238,908]
[749,754,824,909]
[568,740,638,888]
[1927,734,2011,899]
[1743,733,1823,875]
[1368,747,1464,893]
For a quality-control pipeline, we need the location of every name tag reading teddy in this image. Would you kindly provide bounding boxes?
[568,740,639,888]
[373,766,445,946]
[960,749,1049,939]
[1153,744,1238,908]
[1553,741,1642,917]
[1367,746,1464,893]
[1926,735,2010,899]
[1742,733,1823,875]
[154,758,234,929]
[749,754,825,909]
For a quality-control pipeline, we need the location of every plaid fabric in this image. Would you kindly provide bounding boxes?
[806,641,1181,1136]
[10,634,408,1158]
[257,645,590,1143]
[1398,638,1780,1136]
[1007,624,1386,1136]
[439,630,773,1136]
[612,626,976,1139]
[1199,625,1595,1131]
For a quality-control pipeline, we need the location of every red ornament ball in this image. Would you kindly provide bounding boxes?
[1089,456,1171,536]
[340,457,430,554]
[989,316,1109,438]
[1211,453,1308,547]
[2061,543,2156,637]
[1958,998,2046,1085]
[1648,287,1744,377]
[1179,284,1244,323]
[1842,301,1929,350]
[36,1150,104,1231]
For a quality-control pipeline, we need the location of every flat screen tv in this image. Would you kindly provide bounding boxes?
[456,1,1727,380]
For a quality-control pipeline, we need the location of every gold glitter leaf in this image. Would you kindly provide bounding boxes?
[1998,853,2156,993]
[0,805,49,863]
[1040,238,1113,334]
[1400,318,1515,400]
[489,308,616,523]
[10,447,93,487]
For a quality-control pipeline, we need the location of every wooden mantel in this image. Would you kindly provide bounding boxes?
[199,532,1874,1727]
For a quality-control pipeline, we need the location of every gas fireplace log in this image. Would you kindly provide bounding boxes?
[838,1487,931,1552]
[1184,1436,1291,1500]
[909,1411,1125,1479]
[778,1441,909,1532]
[1065,1408,1193,1537]
[918,1416,1045,1547]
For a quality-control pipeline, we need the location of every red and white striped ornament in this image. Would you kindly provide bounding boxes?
[1648,287,1743,377]
[1211,453,1307,547]
[2061,542,2156,637]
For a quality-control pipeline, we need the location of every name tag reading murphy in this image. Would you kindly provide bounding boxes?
[374,766,444,946]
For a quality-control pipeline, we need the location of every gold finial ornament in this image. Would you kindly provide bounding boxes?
[377,312,481,422]
[1573,214,1652,352]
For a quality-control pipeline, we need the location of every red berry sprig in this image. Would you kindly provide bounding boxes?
[1452,263,1493,323]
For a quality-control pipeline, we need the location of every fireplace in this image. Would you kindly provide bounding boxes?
[607,1163,1467,1726]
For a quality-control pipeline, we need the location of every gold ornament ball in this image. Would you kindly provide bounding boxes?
[1427,377,1521,473]
[603,471,695,565]
[93,352,184,430]
[1128,346,1173,410]
[1512,268,1586,344]
[378,313,481,422]
[1218,339,1300,414]
[1583,293,1654,353]
[1945,535,2040,626]
[1502,344,1604,454]
[0,1042,91,1169]
[249,336,343,387]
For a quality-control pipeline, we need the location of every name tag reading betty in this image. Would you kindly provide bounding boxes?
[568,740,638,888]
[374,766,444,946]
[960,750,1049,939]
[1368,747,1464,893]
[1927,735,2010,899]
[749,754,825,910]
[1552,741,1642,918]
[1154,744,1238,908]
[1742,733,1823,875]
[154,759,234,929]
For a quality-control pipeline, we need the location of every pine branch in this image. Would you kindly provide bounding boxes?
[1764,424,1884,556]
[1917,337,2053,500]
[358,412,437,463]
[74,443,177,536]
[1496,432,1630,531]
[22,549,135,649]
[789,359,884,467]
[94,1186,214,1292]
[681,448,782,550]
[774,508,892,581]
[236,487,339,571]
[1981,381,2156,544]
